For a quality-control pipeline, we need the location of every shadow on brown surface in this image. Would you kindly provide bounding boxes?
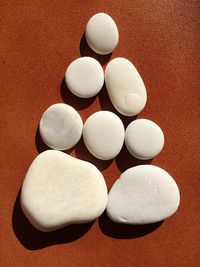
[74,137,113,171]
[115,144,152,173]
[12,189,94,250]
[35,126,50,153]
[60,78,96,111]
[98,212,163,239]
[98,84,137,128]
[35,126,74,155]
[35,122,112,171]
[79,33,112,66]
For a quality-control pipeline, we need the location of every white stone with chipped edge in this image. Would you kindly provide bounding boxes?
[106,165,180,224]
[21,150,108,232]
[105,57,147,116]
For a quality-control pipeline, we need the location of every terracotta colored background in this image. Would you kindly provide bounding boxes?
[1,0,200,266]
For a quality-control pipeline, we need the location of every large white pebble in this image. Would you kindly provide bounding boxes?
[105,57,147,116]
[85,13,119,55]
[39,103,83,150]
[106,165,180,225]
[65,57,104,98]
[125,119,165,160]
[83,111,124,160]
[21,150,108,232]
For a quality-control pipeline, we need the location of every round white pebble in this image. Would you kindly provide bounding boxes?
[105,57,147,116]
[39,103,83,150]
[106,165,180,225]
[125,119,164,160]
[83,111,125,160]
[65,57,104,98]
[21,150,108,231]
[85,13,119,55]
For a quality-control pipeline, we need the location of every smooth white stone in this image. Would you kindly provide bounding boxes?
[39,103,83,150]
[83,111,124,160]
[105,57,147,116]
[106,165,180,224]
[85,13,119,55]
[21,150,108,232]
[125,119,165,160]
[65,57,104,98]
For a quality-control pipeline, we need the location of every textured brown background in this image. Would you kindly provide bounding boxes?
[1,0,200,266]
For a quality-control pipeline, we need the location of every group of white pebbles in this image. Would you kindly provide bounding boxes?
[20,13,180,232]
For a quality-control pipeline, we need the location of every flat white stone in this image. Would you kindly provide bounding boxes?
[106,165,180,224]
[125,119,165,160]
[39,103,83,150]
[65,57,104,98]
[83,111,125,160]
[105,57,147,116]
[21,150,108,232]
[85,13,119,55]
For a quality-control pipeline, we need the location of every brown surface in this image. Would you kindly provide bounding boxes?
[1,0,200,266]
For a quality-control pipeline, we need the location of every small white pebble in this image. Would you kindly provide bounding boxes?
[65,57,104,98]
[39,103,83,150]
[83,111,125,160]
[85,13,119,55]
[125,119,164,160]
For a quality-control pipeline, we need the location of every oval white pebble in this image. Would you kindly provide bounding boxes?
[39,103,83,150]
[106,165,180,224]
[21,150,108,232]
[105,57,147,116]
[83,111,125,160]
[125,119,165,160]
[65,57,104,98]
[85,13,119,55]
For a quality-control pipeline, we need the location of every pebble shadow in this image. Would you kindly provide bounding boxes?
[98,85,152,172]
[74,137,113,171]
[98,211,164,239]
[79,33,112,65]
[60,78,96,111]
[35,126,49,153]
[12,189,94,250]
[35,126,74,155]
[115,144,152,173]
[98,85,137,128]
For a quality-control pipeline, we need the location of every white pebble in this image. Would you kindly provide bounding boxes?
[105,57,147,116]
[106,165,180,224]
[85,13,119,55]
[39,103,83,150]
[21,150,108,232]
[65,57,104,98]
[125,119,164,160]
[83,111,124,160]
